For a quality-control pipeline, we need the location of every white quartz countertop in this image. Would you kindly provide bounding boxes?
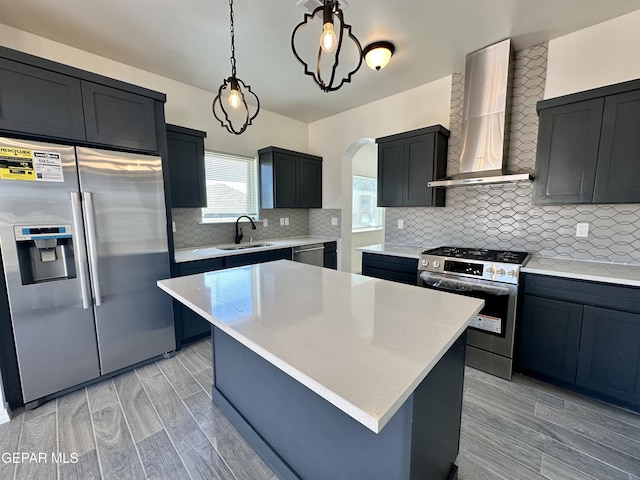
[158,260,484,433]
[522,256,640,287]
[174,236,337,263]
[356,243,428,259]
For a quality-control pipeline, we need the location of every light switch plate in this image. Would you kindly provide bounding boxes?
[285,218,289,226]
[172,221,176,233]
[263,219,268,227]
[280,218,284,226]
[576,223,589,238]
[398,219,404,229]
[331,217,338,226]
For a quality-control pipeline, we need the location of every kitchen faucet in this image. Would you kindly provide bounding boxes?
[235,216,257,244]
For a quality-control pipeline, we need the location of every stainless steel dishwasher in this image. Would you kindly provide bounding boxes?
[292,244,325,267]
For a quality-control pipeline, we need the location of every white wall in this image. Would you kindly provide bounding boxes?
[351,142,383,273]
[308,76,452,270]
[545,10,640,99]
[0,24,308,157]
[352,143,378,178]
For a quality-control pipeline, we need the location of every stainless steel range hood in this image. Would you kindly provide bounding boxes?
[428,39,533,188]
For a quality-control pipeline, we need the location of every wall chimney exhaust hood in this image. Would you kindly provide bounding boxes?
[428,39,533,188]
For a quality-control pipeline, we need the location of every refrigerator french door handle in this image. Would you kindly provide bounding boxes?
[70,192,92,310]
[83,192,102,306]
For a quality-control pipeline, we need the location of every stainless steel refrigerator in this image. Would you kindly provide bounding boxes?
[0,136,174,407]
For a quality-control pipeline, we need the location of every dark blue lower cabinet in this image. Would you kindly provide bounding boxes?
[518,295,582,383]
[361,253,418,285]
[212,326,466,480]
[518,274,640,411]
[576,306,640,404]
[324,241,337,269]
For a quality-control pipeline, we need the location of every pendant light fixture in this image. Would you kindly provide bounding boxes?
[212,0,260,135]
[291,0,363,92]
[363,41,395,71]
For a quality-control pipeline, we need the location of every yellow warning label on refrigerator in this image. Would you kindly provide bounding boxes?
[0,147,35,181]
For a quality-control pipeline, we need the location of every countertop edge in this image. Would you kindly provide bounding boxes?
[356,244,425,259]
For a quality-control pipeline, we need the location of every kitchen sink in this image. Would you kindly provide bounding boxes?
[216,243,272,251]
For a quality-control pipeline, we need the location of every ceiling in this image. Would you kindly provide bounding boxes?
[1,0,639,123]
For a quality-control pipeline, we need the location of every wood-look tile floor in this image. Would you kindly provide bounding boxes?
[0,337,638,480]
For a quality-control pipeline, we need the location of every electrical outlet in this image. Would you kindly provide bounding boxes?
[397,219,404,229]
[331,217,338,226]
[576,223,589,238]
[280,218,284,226]
[172,221,176,233]
[285,218,289,226]
[263,219,268,227]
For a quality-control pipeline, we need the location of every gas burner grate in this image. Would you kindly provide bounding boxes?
[422,246,529,265]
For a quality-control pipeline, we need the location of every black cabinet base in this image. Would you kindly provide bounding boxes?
[212,326,466,480]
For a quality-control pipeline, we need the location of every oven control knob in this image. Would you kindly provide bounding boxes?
[496,268,506,276]
[507,270,517,277]
[433,260,440,268]
[486,268,496,275]
[421,259,429,267]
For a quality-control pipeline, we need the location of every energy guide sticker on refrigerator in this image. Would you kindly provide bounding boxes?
[0,147,64,182]
[0,136,175,408]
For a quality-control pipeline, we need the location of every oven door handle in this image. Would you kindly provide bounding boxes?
[419,271,513,296]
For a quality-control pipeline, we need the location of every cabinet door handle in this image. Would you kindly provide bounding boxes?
[70,192,92,309]
[83,192,102,306]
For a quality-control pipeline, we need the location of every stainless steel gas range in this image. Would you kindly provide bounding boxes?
[418,247,530,380]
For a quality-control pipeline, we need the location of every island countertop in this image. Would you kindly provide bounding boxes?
[158,260,483,433]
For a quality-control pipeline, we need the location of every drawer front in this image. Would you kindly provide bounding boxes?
[362,253,418,274]
[362,253,418,285]
[523,274,640,314]
[224,248,292,268]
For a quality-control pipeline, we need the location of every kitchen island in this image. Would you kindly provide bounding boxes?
[158,260,484,480]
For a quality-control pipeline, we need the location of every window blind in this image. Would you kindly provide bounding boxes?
[201,151,258,220]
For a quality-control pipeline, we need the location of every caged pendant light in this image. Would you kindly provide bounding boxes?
[212,0,260,135]
[291,0,363,92]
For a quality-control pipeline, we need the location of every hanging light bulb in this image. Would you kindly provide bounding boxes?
[320,22,337,52]
[227,78,241,108]
[212,0,260,135]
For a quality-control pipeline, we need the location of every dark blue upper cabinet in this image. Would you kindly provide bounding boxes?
[166,124,207,208]
[376,125,448,208]
[0,46,166,153]
[534,99,604,205]
[82,81,158,152]
[593,89,640,203]
[259,146,322,209]
[535,79,640,205]
[0,58,86,141]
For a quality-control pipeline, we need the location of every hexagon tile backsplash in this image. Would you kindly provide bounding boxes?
[172,208,342,249]
[385,43,640,265]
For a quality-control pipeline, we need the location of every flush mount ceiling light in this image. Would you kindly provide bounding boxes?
[363,41,395,71]
[291,0,363,92]
[212,0,260,135]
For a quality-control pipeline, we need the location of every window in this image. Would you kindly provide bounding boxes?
[201,151,259,222]
[352,175,383,230]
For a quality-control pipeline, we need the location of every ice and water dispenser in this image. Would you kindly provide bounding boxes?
[14,225,77,285]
